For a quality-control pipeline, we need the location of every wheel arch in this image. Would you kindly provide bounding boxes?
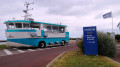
[61,40,66,43]
[38,41,46,47]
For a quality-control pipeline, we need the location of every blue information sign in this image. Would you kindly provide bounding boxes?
[83,26,98,55]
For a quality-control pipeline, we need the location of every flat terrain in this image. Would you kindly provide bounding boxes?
[0,41,78,67]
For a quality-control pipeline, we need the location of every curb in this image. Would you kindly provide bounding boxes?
[105,57,120,66]
[46,51,67,67]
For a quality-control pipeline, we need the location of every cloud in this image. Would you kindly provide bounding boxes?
[35,0,120,17]
[0,0,120,40]
[35,0,93,16]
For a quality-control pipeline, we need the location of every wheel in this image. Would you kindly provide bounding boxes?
[61,41,65,46]
[39,42,46,48]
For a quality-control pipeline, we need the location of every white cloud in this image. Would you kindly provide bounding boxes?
[0,0,120,40]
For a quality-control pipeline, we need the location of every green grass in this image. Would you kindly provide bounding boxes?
[50,50,120,67]
[0,45,9,49]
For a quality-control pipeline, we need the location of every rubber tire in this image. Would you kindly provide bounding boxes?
[39,42,46,48]
[61,41,65,46]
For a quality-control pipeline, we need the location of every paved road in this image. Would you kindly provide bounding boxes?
[0,42,78,67]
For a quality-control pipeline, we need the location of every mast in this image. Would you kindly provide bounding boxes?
[23,2,34,20]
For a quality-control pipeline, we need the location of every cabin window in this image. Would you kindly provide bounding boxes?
[23,23,29,28]
[32,26,39,30]
[15,23,22,28]
[59,27,65,33]
[44,25,52,32]
[8,23,15,28]
[52,26,59,33]
[30,23,40,30]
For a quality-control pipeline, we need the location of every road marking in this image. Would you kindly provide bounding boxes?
[17,50,25,53]
[52,47,57,48]
[28,49,35,51]
[45,48,52,49]
[3,49,13,55]
[38,49,44,50]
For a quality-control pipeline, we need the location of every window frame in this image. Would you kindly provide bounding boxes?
[23,23,30,29]
[43,24,66,33]
[44,24,52,32]
[52,26,59,33]
[15,23,22,29]
[59,26,65,33]
[7,23,15,29]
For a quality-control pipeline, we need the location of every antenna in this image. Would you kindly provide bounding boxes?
[13,18,15,20]
[23,2,34,20]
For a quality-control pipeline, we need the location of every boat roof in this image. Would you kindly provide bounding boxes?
[5,20,67,27]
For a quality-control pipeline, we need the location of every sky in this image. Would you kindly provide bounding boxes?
[0,0,120,40]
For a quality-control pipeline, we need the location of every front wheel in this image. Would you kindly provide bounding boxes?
[38,42,46,48]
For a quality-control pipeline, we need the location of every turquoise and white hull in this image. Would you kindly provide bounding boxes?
[5,20,69,47]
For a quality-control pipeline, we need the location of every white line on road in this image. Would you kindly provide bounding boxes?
[3,49,13,55]
[45,48,52,50]
[52,47,57,48]
[28,49,35,51]
[38,49,44,50]
[17,50,25,53]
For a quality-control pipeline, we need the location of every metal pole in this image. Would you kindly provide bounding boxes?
[112,11,113,33]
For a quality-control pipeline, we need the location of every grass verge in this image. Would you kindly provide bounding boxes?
[49,50,120,67]
[0,45,9,49]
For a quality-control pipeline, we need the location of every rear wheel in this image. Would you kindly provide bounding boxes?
[61,41,65,46]
[38,42,46,48]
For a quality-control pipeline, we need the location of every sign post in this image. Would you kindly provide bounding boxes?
[83,26,98,55]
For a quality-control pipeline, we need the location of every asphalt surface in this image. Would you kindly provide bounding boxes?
[0,42,78,67]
